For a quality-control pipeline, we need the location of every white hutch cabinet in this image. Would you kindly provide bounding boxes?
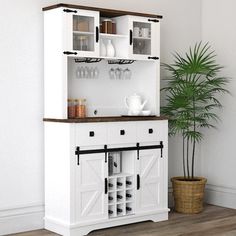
[43,3,168,236]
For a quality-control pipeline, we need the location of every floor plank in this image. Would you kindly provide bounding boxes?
[10,205,236,236]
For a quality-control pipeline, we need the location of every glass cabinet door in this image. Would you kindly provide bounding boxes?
[129,17,160,60]
[66,9,99,57]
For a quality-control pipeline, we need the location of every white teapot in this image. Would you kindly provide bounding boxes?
[125,93,147,115]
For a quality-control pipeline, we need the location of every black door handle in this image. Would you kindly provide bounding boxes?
[96,26,99,43]
[120,130,125,135]
[63,51,78,55]
[149,128,153,134]
[137,174,140,190]
[105,178,108,194]
[129,30,133,45]
[89,131,95,137]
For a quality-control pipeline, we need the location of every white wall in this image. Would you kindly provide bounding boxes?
[0,0,201,234]
[201,0,236,208]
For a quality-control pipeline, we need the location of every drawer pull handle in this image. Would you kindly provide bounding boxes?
[89,131,95,137]
[120,130,125,135]
[149,128,153,134]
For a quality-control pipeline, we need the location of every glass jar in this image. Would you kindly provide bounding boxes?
[67,99,76,118]
[76,99,86,118]
[78,36,88,51]
[112,21,116,34]
[102,19,112,34]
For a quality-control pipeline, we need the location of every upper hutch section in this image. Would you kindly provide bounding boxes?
[43,4,162,60]
[43,4,162,119]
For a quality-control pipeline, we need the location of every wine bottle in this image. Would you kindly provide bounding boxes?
[108,210,113,214]
[117,208,123,213]
[126,207,132,212]
[108,196,113,201]
[126,193,132,198]
[117,182,123,187]
[117,194,123,199]
[126,180,132,185]
[109,183,113,188]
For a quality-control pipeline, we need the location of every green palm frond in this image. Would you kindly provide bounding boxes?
[161,42,229,179]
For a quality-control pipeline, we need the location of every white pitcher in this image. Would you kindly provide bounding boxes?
[125,93,147,115]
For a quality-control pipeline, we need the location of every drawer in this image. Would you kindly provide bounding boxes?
[107,122,137,145]
[75,123,107,147]
[137,121,166,143]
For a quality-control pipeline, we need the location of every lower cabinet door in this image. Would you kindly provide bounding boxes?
[136,148,163,213]
[76,152,108,222]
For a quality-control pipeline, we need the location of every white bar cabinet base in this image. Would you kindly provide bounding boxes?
[45,210,169,236]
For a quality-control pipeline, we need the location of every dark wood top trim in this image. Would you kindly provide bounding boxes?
[42,3,163,19]
[43,116,168,123]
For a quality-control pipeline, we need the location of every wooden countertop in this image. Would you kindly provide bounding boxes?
[42,3,163,19]
[43,116,168,123]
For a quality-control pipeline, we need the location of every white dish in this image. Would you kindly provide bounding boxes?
[141,110,151,116]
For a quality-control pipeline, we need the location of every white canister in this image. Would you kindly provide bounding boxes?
[106,39,115,57]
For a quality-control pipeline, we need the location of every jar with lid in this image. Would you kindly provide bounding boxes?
[76,99,87,118]
[102,19,113,34]
[67,99,76,118]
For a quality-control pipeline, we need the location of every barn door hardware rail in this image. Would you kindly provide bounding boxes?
[148,19,159,23]
[75,142,164,165]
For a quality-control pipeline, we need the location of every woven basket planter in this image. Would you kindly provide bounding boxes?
[171,177,207,214]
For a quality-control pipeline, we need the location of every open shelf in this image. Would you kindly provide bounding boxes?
[133,36,151,40]
[100,33,128,39]
[108,174,135,218]
[73,31,94,35]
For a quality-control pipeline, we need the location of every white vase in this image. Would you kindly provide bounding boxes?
[106,39,115,57]
[100,39,107,57]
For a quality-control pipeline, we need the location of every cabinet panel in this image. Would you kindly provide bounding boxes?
[75,123,107,146]
[107,122,136,145]
[136,148,163,213]
[75,153,108,222]
[65,8,100,57]
[137,121,165,143]
[128,16,160,60]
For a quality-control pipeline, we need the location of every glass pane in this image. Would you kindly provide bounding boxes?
[133,21,151,55]
[73,15,95,52]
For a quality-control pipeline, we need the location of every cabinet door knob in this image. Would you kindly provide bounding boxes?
[120,130,125,135]
[149,128,153,134]
[89,131,95,137]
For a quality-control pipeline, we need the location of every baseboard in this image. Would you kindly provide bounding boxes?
[0,204,44,236]
[205,184,236,209]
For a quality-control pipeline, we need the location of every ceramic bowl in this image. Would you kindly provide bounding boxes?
[142,110,151,116]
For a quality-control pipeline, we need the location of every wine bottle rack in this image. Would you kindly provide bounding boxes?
[108,174,134,218]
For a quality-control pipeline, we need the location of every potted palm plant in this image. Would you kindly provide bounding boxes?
[161,42,229,213]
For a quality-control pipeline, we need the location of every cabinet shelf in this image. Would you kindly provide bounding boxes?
[100,33,128,39]
[73,31,94,35]
[133,36,151,40]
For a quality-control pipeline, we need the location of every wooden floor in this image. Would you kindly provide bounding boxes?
[12,205,236,236]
